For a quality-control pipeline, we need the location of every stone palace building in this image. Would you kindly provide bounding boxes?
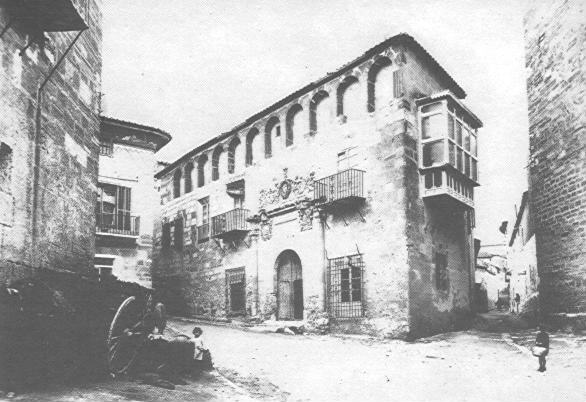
[152,33,481,337]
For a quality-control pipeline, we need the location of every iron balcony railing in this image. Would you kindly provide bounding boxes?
[96,213,140,236]
[314,168,365,204]
[197,223,210,243]
[211,208,250,238]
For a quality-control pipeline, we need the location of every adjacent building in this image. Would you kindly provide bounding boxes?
[153,33,481,338]
[475,246,508,312]
[524,0,586,322]
[0,0,103,284]
[94,117,171,286]
[507,191,538,313]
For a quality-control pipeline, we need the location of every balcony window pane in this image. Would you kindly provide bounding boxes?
[425,173,433,189]
[471,134,477,156]
[464,129,470,152]
[457,148,463,172]
[472,159,478,181]
[422,114,444,140]
[433,170,442,187]
[465,154,471,177]
[422,141,444,167]
[456,122,463,146]
[421,102,442,114]
[449,142,456,166]
[448,115,455,140]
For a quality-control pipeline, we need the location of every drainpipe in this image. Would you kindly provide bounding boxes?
[31,29,86,256]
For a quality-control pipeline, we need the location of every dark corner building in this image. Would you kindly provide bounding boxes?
[524,0,586,325]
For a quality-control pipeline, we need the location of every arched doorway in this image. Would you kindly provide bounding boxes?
[275,250,303,320]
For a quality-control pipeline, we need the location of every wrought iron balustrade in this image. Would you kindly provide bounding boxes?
[211,208,250,239]
[96,213,139,236]
[314,168,365,205]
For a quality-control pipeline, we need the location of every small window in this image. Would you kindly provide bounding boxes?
[99,139,113,156]
[0,143,13,193]
[337,147,358,171]
[435,252,449,291]
[198,197,210,243]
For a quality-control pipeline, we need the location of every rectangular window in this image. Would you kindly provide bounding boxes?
[422,141,444,167]
[0,143,13,193]
[456,121,463,146]
[421,114,444,140]
[327,254,364,318]
[96,183,136,235]
[472,159,478,182]
[465,154,471,177]
[198,197,210,243]
[99,139,113,156]
[449,142,456,166]
[464,129,471,152]
[435,252,449,291]
[456,148,463,172]
[448,115,455,140]
[392,69,402,98]
[225,267,246,315]
[470,134,477,156]
[337,146,358,171]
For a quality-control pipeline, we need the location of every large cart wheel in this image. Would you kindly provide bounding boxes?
[107,296,148,376]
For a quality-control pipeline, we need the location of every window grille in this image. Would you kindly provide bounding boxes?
[327,254,365,318]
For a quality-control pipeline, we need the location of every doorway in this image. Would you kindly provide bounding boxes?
[276,250,303,320]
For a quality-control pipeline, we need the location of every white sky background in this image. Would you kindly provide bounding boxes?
[102,0,530,246]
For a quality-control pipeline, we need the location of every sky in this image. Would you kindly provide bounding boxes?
[102,0,530,246]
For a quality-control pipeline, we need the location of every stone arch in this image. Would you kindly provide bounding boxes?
[197,154,208,188]
[211,145,223,181]
[264,116,279,158]
[245,127,259,166]
[285,104,303,147]
[367,56,393,112]
[173,168,182,198]
[274,249,303,320]
[227,136,241,174]
[336,75,360,118]
[309,90,330,134]
[184,162,194,194]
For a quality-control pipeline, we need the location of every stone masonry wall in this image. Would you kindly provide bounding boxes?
[153,38,475,337]
[0,0,103,284]
[525,0,586,316]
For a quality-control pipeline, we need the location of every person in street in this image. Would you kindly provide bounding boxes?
[515,293,521,314]
[191,327,213,370]
[534,325,550,372]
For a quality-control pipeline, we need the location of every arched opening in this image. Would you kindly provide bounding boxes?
[285,104,302,147]
[173,169,182,199]
[227,136,241,174]
[212,145,223,181]
[265,116,279,158]
[245,128,259,166]
[337,76,362,121]
[197,154,208,188]
[184,162,194,193]
[275,250,303,320]
[367,56,393,112]
[309,90,330,134]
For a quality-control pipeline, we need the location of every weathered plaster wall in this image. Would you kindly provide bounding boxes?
[0,0,102,283]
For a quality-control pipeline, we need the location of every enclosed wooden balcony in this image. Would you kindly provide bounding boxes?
[421,169,474,209]
[314,169,365,207]
[211,208,250,239]
[96,213,140,237]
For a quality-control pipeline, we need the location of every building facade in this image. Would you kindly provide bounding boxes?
[0,0,102,284]
[94,117,171,286]
[153,34,481,338]
[507,191,538,313]
[525,0,586,320]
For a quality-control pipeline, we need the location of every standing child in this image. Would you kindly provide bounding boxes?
[533,325,550,372]
[191,327,213,370]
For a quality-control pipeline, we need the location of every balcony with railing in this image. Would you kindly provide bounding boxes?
[314,169,365,207]
[197,223,210,243]
[96,213,140,237]
[211,208,250,239]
